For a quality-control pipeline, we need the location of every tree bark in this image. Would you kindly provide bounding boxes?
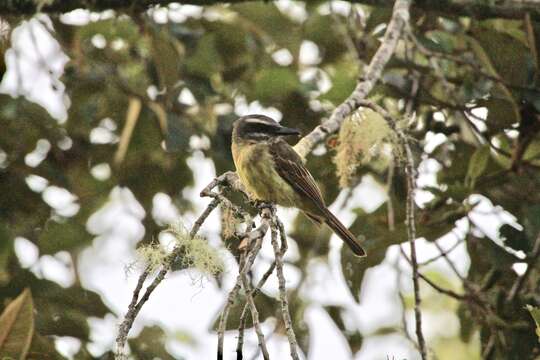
[2,0,540,22]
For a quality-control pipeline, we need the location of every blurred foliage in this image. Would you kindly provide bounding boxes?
[0,1,539,359]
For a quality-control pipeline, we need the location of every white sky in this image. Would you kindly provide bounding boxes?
[3,2,521,360]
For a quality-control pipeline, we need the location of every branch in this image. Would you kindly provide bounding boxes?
[116,0,415,356]
[5,0,540,22]
[356,99,427,359]
[217,206,273,360]
[393,254,418,349]
[418,237,464,267]
[270,220,299,360]
[399,246,468,301]
[293,0,412,158]
[236,262,276,360]
[239,236,270,360]
[402,129,427,360]
[115,196,221,358]
[506,232,540,303]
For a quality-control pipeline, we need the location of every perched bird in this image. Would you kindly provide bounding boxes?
[231,114,366,257]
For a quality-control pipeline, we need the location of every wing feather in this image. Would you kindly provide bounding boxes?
[269,139,326,210]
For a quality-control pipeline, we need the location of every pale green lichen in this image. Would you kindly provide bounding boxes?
[136,243,168,273]
[136,222,225,280]
[334,109,393,188]
[220,204,240,240]
[167,222,225,278]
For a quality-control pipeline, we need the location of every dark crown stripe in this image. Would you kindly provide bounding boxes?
[244,122,280,134]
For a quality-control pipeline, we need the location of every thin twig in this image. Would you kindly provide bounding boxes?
[218,208,272,360]
[115,266,150,357]
[482,332,496,359]
[240,235,270,360]
[432,239,466,282]
[115,198,221,358]
[218,264,243,360]
[419,238,464,267]
[294,0,412,158]
[393,254,417,348]
[271,221,299,360]
[399,246,468,301]
[506,233,540,302]
[403,141,427,360]
[116,1,415,356]
[236,262,276,360]
[354,99,427,359]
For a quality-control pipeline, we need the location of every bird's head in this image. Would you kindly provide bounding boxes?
[232,115,301,143]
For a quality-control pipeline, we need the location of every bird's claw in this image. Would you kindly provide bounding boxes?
[250,200,274,213]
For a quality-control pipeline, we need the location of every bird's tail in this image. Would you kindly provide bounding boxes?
[322,208,366,257]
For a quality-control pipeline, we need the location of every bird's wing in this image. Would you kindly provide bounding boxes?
[269,139,326,210]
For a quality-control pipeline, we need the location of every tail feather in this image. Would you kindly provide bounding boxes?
[322,209,366,257]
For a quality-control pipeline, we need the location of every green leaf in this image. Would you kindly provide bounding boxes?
[150,28,184,93]
[304,14,347,64]
[525,305,540,342]
[324,306,363,354]
[436,142,476,185]
[185,34,223,77]
[466,145,490,187]
[425,30,462,53]
[457,303,475,343]
[467,235,520,273]
[320,62,358,105]
[28,333,65,360]
[471,26,532,87]
[0,271,109,341]
[254,68,300,105]
[204,21,252,82]
[477,98,521,134]
[0,221,12,286]
[129,326,176,360]
[164,113,194,152]
[523,205,540,250]
[523,137,540,165]
[289,212,331,260]
[39,217,92,255]
[0,288,34,360]
[232,2,301,54]
[499,224,530,253]
[365,7,392,34]
[467,35,522,133]
[340,238,386,303]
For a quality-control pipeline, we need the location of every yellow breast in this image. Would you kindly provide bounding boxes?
[232,141,298,206]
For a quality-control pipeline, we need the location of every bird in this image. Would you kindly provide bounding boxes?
[231,114,366,257]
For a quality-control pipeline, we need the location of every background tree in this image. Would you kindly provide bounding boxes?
[0,1,539,359]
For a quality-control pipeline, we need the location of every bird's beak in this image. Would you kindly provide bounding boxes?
[274,126,301,136]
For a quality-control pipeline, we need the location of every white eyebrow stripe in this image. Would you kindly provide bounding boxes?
[244,118,278,126]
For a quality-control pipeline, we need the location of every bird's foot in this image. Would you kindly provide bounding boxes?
[250,200,275,213]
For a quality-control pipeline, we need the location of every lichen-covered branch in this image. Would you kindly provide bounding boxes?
[355,100,427,360]
[294,0,412,158]
[217,208,273,360]
[115,197,221,358]
[116,1,416,357]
